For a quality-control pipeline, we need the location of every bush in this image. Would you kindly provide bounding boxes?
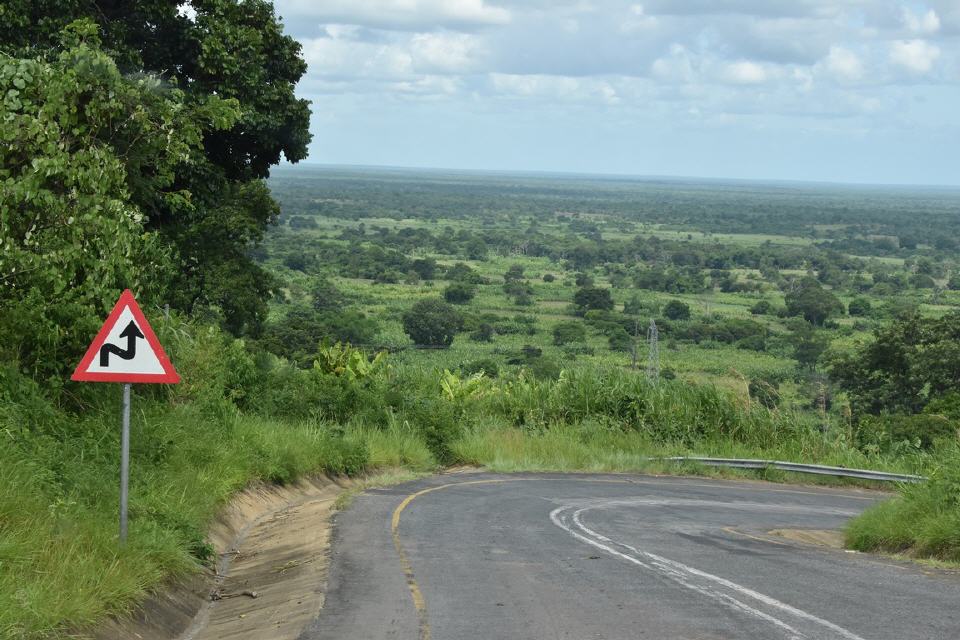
[855,414,957,452]
[663,300,691,321]
[573,286,614,313]
[402,298,464,348]
[469,323,495,342]
[736,335,767,352]
[553,321,587,346]
[542,273,556,282]
[749,378,781,409]
[443,282,477,304]
[847,297,873,317]
[750,300,773,315]
[462,359,500,378]
[403,397,461,465]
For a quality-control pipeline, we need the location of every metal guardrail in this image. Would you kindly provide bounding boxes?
[661,457,926,483]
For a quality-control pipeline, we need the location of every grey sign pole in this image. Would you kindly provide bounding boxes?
[120,383,131,544]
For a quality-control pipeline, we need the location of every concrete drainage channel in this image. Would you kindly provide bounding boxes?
[93,475,352,640]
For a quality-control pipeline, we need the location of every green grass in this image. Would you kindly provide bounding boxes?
[451,421,920,478]
[846,445,960,562]
[0,399,372,639]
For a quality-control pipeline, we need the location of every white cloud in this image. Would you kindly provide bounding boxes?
[822,45,863,81]
[902,8,941,34]
[889,39,941,74]
[410,32,486,73]
[276,0,510,31]
[490,73,582,98]
[721,60,768,84]
[651,44,696,83]
[301,35,413,80]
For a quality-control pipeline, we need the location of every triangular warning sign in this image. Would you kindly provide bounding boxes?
[71,290,180,384]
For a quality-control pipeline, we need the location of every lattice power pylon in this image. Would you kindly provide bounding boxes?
[646,318,660,382]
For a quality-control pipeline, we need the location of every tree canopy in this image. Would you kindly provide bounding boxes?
[0,22,238,378]
[3,1,312,338]
[831,311,960,416]
[402,299,463,348]
[785,277,844,326]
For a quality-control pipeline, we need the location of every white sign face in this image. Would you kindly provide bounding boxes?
[71,289,180,384]
[81,307,166,376]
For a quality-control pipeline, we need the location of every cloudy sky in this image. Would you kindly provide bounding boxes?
[273,1,960,185]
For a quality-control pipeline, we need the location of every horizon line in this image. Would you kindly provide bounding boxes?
[275,161,960,192]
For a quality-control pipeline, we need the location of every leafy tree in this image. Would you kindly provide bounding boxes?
[573,286,614,313]
[0,23,235,379]
[260,307,377,366]
[465,237,488,260]
[4,2,313,335]
[663,300,691,321]
[411,258,437,281]
[553,322,587,346]
[787,321,830,369]
[446,262,486,284]
[847,297,873,317]
[785,277,844,326]
[750,300,773,315]
[443,282,476,305]
[311,278,347,312]
[910,273,936,289]
[402,298,463,347]
[504,264,525,282]
[831,311,960,416]
[574,272,595,287]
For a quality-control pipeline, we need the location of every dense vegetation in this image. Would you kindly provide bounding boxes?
[3,5,960,639]
[262,165,960,564]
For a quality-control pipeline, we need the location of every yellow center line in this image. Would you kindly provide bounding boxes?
[391,479,515,640]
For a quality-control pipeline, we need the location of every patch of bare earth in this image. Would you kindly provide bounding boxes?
[768,529,845,549]
[94,475,353,640]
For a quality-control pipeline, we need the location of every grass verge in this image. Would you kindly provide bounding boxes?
[0,404,367,639]
[845,444,960,563]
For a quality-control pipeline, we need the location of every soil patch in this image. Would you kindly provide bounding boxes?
[93,475,353,640]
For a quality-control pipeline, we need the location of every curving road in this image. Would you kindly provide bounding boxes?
[300,473,960,640]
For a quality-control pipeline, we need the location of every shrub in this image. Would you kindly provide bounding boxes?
[470,323,495,342]
[663,300,691,321]
[749,378,781,409]
[573,286,614,313]
[462,359,500,378]
[856,414,957,452]
[402,298,464,348]
[553,321,587,346]
[750,300,773,315]
[443,282,477,304]
[847,297,873,317]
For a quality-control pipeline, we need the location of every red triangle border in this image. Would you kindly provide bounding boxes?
[71,289,180,384]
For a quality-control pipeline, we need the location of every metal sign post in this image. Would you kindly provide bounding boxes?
[120,383,131,544]
[71,290,180,546]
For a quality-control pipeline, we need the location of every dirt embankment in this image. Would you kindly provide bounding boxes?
[93,475,352,640]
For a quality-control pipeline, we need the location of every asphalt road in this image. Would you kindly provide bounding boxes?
[300,473,960,640]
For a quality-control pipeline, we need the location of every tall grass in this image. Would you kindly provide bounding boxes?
[846,444,960,561]
[0,402,368,639]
